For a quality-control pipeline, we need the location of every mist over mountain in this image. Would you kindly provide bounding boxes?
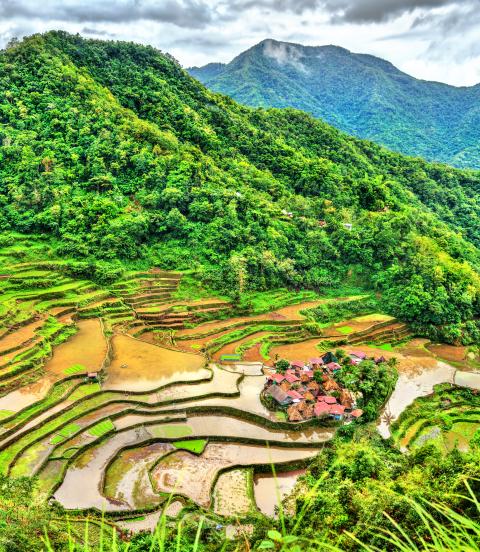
[189,39,480,169]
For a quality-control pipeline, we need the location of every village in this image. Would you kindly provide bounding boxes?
[263,350,386,423]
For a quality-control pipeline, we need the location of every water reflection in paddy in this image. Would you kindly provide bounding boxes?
[113,413,333,444]
[54,426,158,510]
[0,318,106,412]
[254,469,306,517]
[151,443,316,508]
[104,335,207,391]
[378,361,455,438]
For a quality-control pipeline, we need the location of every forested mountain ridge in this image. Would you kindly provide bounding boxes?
[2,31,480,341]
[189,39,480,169]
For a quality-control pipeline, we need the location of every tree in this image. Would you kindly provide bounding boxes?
[275,359,290,373]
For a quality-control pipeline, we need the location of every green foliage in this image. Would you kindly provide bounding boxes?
[302,296,379,324]
[172,439,207,454]
[275,359,290,373]
[88,419,115,437]
[335,359,398,421]
[0,475,67,551]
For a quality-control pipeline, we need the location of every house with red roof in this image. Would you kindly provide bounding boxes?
[329,404,346,419]
[309,357,324,368]
[314,402,330,417]
[287,389,304,401]
[268,373,286,384]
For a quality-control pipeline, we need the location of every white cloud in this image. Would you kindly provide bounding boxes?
[0,0,478,86]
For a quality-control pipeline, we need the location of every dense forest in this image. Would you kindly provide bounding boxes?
[190,39,480,169]
[2,32,480,341]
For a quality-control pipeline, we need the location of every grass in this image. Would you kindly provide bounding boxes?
[0,409,14,420]
[240,288,320,314]
[149,424,193,439]
[69,383,101,401]
[40,482,480,552]
[173,439,207,454]
[64,363,87,375]
[220,353,241,361]
[338,326,354,335]
[88,418,115,437]
[368,342,394,351]
[58,423,81,437]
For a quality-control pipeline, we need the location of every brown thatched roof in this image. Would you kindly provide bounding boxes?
[287,404,304,422]
[304,391,315,402]
[323,376,341,392]
[340,389,355,409]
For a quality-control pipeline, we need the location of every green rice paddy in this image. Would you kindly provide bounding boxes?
[64,364,87,375]
[88,419,115,437]
[173,439,207,454]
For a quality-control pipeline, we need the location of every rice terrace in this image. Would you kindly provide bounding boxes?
[2,235,480,539]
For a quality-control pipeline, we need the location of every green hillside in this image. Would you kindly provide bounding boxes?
[2,31,480,341]
[189,39,480,169]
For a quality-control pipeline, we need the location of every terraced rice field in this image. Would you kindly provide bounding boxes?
[2,244,479,525]
[391,385,480,453]
[0,252,352,522]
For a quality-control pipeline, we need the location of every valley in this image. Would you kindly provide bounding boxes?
[1,30,480,550]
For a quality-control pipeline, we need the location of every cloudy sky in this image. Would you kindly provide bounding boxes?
[0,0,479,86]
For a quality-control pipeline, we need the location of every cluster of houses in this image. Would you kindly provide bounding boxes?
[263,350,378,423]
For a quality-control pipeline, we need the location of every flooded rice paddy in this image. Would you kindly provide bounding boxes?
[104,335,207,391]
[150,443,317,508]
[254,469,306,517]
[0,318,107,412]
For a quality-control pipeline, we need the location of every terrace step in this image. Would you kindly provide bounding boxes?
[132,271,182,280]
[348,323,410,345]
[126,293,174,305]
[143,320,185,328]
[107,311,137,320]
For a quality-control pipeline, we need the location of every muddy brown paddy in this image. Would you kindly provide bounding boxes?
[104,335,206,391]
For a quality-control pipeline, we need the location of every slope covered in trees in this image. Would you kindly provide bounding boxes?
[2,32,480,340]
[189,39,480,169]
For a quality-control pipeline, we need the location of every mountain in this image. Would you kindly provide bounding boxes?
[2,31,480,341]
[189,39,480,169]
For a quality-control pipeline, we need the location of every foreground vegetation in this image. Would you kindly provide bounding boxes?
[3,420,480,551]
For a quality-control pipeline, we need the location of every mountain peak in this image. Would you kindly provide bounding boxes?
[188,39,480,169]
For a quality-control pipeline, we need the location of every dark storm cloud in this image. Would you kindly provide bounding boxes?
[221,0,470,24]
[220,0,323,15]
[324,0,460,23]
[0,0,213,29]
[81,27,114,36]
